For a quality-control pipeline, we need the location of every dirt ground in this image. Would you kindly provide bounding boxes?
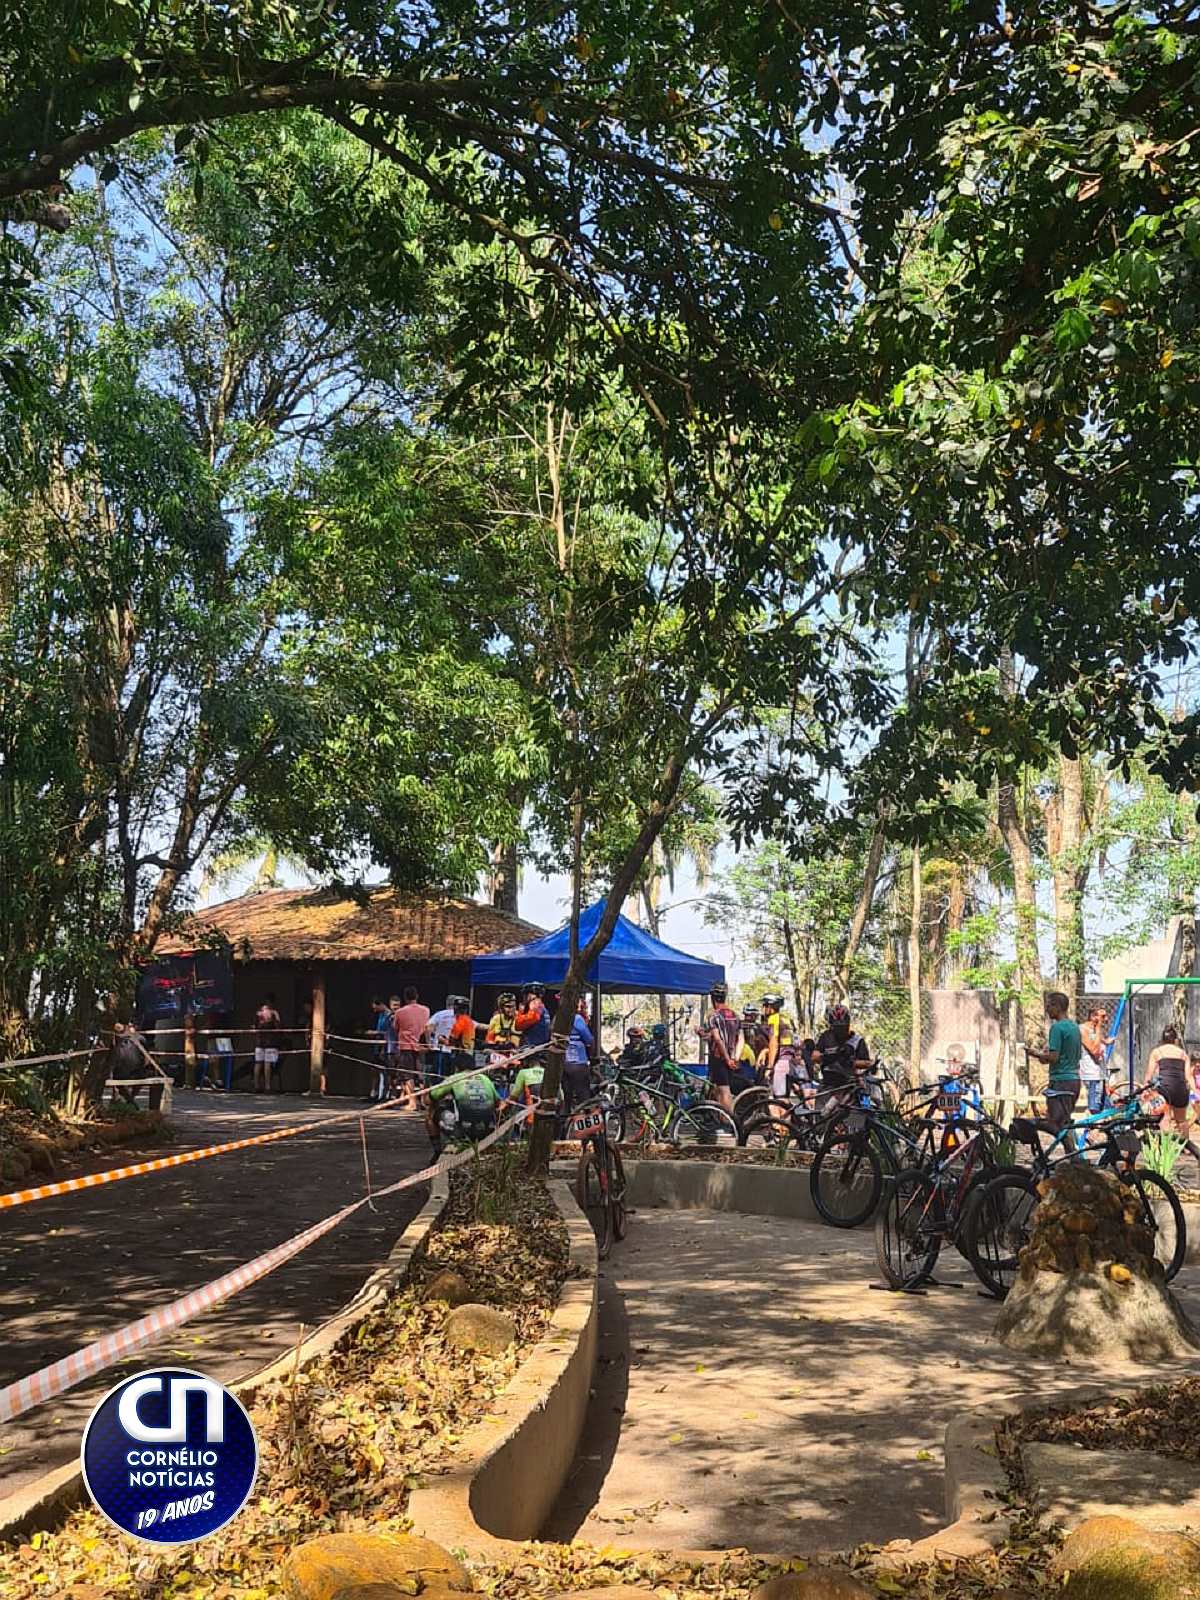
[0,1091,432,1503]
[544,1206,1200,1555]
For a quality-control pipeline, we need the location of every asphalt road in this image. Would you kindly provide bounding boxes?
[0,1091,432,1503]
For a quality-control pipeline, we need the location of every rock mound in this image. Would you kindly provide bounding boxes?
[443,1301,516,1355]
[424,1268,471,1306]
[751,1573,873,1600]
[995,1163,1199,1360]
[1050,1513,1200,1598]
[281,1532,471,1600]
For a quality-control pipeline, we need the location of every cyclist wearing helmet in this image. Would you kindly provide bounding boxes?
[515,982,552,1051]
[698,982,739,1111]
[485,992,521,1051]
[618,1023,650,1070]
[814,1003,870,1088]
[761,994,799,1099]
[733,1005,761,1092]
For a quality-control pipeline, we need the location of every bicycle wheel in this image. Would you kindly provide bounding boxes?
[1123,1168,1186,1282]
[674,1103,739,1145]
[618,1093,650,1144]
[810,1125,884,1227]
[733,1085,770,1143]
[608,1144,629,1241]
[875,1167,941,1289]
[576,1144,614,1258]
[964,1170,1038,1299]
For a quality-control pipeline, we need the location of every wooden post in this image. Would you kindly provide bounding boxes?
[310,969,326,1095]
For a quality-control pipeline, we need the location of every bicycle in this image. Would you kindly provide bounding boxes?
[965,1089,1187,1298]
[606,1062,739,1145]
[569,1097,628,1258]
[874,1079,1020,1292]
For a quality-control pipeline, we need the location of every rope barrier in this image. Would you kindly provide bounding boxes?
[0,1096,410,1212]
[0,1047,96,1072]
[0,1048,541,1212]
[0,1106,528,1424]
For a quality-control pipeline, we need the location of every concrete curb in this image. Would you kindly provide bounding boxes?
[621,1157,875,1226]
[889,1382,1122,1566]
[406,1178,598,1558]
[0,1176,443,1541]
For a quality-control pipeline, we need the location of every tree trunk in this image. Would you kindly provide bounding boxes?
[1174,901,1197,1037]
[997,656,1042,1073]
[908,843,923,1081]
[528,753,688,1172]
[310,969,326,1095]
[488,840,520,915]
[782,915,806,1034]
[946,867,966,984]
[1051,752,1086,1002]
[834,814,887,1000]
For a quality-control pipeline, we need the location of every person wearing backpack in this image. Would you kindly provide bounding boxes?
[426,1067,499,1153]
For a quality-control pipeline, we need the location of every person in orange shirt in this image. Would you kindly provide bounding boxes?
[447,997,483,1065]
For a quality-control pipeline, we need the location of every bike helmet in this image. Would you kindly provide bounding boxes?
[627,1023,647,1039]
[497,991,516,1007]
[524,981,545,997]
[825,1003,852,1029]
[760,993,784,1010]
[742,1004,759,1020]
[650,1022,668,1041]
[710,982,728,1003]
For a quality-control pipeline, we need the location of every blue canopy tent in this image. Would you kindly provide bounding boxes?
[469,898,724,994]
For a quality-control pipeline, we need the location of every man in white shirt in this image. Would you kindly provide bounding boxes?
[427,999,457,1082]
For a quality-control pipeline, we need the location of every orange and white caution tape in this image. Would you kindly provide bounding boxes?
[0,1049,542,1213]
[0,1107,527,1424]
[0,1097,409,1212]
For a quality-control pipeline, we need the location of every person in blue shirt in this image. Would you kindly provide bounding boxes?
[1026,992,1082,1145]
[562,1001,595,1110]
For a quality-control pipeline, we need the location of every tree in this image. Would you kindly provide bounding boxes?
[0,124,538,1077]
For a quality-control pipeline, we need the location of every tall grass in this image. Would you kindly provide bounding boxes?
[1141,1131,1186,1183]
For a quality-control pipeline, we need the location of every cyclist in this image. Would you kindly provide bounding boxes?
[618,1024,650,1070]
[447,996,483,1065]
[698,982,739,1113]
[644,1021,670,1069]
[735,1005,762,1091]
[812,1002,870,1090]
[562,1000,596,1111]
[511,1055,545,1128]
[485,992,521,1051]
[515,982,552,1053]
[426,1066,499,1153]
[761,994,799,1099]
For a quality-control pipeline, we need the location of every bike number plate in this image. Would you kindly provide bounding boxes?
[568,1108,604,1139]
[936,1092,961,1112]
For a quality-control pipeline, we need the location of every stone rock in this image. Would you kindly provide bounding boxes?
[995,1164,1200,1359]
[281,1533,471,1600]
[551,1589,663,1600]
[751,1573,873,1600]
[1050,1515,1200,1600]
[424,1268,471,1306]
[443,1302,516,1355]
[331,1588,434,1600]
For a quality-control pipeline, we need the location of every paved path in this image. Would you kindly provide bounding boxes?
[0,1092,432,1503]
[544,1206,1200,1555]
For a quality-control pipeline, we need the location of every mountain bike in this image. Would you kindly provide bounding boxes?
[606,1062,739,1145]
[965,1090,1187,1298]
[874,1082,1019,1291]
[570,1097,628,1259]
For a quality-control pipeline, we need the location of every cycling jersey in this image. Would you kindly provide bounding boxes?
[485,1012,521,1049]
[815,1027,869,1083]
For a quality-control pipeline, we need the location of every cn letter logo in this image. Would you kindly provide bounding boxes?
[117,1374,226,1443]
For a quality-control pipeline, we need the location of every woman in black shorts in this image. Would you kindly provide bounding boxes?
[1148,1024,1190,1138]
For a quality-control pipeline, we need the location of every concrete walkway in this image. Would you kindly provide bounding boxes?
[544,1206,1200,1555]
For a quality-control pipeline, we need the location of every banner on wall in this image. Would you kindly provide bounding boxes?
[136,950,234,1027]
